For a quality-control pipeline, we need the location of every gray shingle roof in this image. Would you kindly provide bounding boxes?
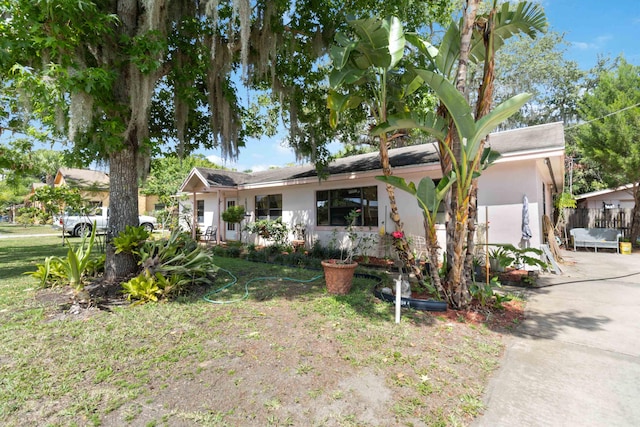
[57,168,110,190]
[195,122,564,188]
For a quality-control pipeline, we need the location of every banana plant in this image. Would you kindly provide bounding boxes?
[376,172,456,293]
[328,16,439,278]
[406,1,546,80]
[370,2,544,308]
[412,2,544,308]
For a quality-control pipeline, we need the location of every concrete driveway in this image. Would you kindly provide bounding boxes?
[474,249,640,426]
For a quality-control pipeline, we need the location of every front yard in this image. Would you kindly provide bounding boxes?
[0,232,521,426]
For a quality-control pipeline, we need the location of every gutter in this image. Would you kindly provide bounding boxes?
[545,157,559,194]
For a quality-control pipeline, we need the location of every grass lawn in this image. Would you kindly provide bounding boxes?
[0,223,60,236]
[0,235,516,426]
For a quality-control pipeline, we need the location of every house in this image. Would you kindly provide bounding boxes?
[566,184,637,237]
[53,167,159,215]
[178,122,565,255]
[575,184,637,209]
[25,182,48,208]
[54,167,110,207]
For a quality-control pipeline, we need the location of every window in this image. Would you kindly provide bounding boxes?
[227,200,236,231]
[316,186,378,226]
[255,194,282,219]
[197,200,204,223]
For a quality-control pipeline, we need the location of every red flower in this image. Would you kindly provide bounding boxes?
[391,231,404,239]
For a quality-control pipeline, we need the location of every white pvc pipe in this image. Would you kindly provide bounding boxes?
[395,274,401,324]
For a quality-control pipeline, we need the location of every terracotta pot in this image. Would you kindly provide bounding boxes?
[321,260,358,295]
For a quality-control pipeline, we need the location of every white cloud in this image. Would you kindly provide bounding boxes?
[572,41,592,50]
[206,154,226,165]
[572,34,612,51]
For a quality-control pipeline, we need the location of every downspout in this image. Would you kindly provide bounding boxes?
[545,157,558,194]
[545,157,560,225]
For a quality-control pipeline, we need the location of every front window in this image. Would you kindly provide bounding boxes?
[227,200,236,231]
[316,186,378,226]
[197,200,204,223]
[255,194,282,220]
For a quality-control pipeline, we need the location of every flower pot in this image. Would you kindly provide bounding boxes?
[489,258,505,273]
[620,241,632,255]
[321,260,358,295]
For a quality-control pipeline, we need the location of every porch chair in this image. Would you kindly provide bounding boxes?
[202,226,217,244]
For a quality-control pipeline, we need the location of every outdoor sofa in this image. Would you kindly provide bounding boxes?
[569,227,622,253]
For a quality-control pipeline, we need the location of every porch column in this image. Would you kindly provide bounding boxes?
[217,189,222,244]
[192,191,197,240]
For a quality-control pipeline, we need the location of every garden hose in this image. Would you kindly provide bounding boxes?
[535,270,640,288]
[202,267,324,304]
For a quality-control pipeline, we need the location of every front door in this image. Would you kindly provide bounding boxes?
[225,199,238,241]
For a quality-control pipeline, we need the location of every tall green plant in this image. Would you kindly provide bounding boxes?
[58,221,98,290]
[371,2,545,308]
[375,174,455,294]
[328,16,444,280]
[222,205,246,242]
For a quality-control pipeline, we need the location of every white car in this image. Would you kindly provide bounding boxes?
[53,206,157,237]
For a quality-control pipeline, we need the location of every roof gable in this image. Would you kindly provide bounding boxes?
[55,168,110,190]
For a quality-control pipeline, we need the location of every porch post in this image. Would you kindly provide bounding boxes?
[217,189,222,244]
[192,191,197,240]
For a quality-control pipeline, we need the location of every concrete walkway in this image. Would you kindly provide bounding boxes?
[474,249,640,426]
[0,233,60,239]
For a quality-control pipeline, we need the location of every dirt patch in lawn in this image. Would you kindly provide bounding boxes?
[7,275,525,427]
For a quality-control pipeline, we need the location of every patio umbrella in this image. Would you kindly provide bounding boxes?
[522,194,533,241]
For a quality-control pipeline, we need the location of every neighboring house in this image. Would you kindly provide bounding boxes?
[179,122,565,256]
[575,184,636,209]
[54,167,110,207]
[53,167,159,215]
[566,184,637,238]
[26,182,48,208]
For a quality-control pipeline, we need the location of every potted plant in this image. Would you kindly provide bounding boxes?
[321,209,360,295]
[489,246,514,273]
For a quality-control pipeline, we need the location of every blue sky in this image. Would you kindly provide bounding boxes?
[205,0,640,172]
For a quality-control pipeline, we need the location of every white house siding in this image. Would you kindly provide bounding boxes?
[577,188,636,209]
[183,163,554,263]
[240,169,447,258]
[241,185,315,245]
[477,160,544,250]
[180,193,219,235]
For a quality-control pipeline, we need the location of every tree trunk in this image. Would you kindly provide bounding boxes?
[424,217,445,297]
[442,0,479,309]
[378,134,423,281]
[104,144,140,282]
[464,6,497,288]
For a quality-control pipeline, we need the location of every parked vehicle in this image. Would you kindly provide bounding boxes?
[52,206,157,237]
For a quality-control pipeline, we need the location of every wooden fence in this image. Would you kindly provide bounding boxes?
[564,208,633,239]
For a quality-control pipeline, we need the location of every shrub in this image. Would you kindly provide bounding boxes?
[112,225,150,254]
[27,223,101,289]
[245,217,289,246]
[27,256,68,288]
[120,229,219,302]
